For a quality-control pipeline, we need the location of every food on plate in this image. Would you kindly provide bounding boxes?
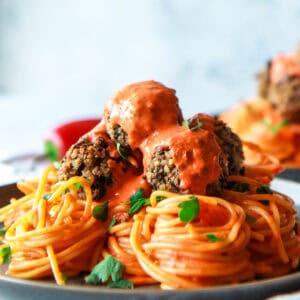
[0,80,300,290]
[220,46,300,167]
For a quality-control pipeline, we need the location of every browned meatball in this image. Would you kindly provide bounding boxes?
[258,55,300,123]
[58,136,113,200]
[145,114,244,196]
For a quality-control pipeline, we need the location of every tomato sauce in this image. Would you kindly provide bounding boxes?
[87,80,223,203]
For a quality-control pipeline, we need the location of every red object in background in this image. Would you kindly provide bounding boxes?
[44,118,101,161]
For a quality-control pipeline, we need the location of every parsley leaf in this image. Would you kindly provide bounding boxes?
[85,255,125,284]
[107,216,117,231]
[0,223,5,237]
[226,181,250,193]
[128,189,150,215]
[182,119,203,131]
[44,141,59,162]
[130,188,144,203]
[206,234,223,242]
[246,215,256,224]
[256,184,273,194]
[107,278,134,289]
[43,193,52,200]
[156,196,167,202]
[190,120,203,131]
[178,196,200,223]
[73,182,82,191]
[261,119,289,136]
[116,142,129,160]
[93,201,109,222]
[0,246,11,264]
[182,120,189,129]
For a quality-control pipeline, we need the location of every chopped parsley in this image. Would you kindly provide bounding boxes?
[43,193,53,200]
[182,119,203,131]
[178,196,200,223]
[107,216,117,231]
[0,246,11,264]
[226,181,250,193]
[156,195,167,202]
[206,234,223,243]
[108,278,133,289]
[44,141,59,162]
[93,201,109,222]
[73,182,82,191]
[128,188,150,215]
[116,142,129,160]
[261,119,289,136]
[85,255,133,289]
[246,215,257,224]
[0,223,5,237]
[256,184,273,194]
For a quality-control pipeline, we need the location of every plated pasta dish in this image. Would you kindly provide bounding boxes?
[0,80,300,290]
[220,46,300,167]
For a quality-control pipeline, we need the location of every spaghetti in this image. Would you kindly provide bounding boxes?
[0,162,299,288]
[219,98,300,167]
[0,165,107,285]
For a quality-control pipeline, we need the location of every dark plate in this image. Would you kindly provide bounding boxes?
[1,181,300,300]
[277,168,300,182]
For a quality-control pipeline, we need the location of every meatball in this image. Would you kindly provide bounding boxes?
[145,114,244,196]
[103,80,183,151]
[58,136,113,200]
[145,115,227,196]
[258,55,300,123]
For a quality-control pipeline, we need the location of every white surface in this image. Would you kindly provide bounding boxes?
[272,178,300,206]
[1,1,300,157]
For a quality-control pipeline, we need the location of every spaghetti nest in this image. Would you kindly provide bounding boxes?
[0,165,106,285]
[0,165,300,289]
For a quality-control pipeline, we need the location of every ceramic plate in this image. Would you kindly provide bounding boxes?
[0,179,300,300]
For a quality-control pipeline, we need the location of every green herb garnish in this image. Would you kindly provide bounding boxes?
[156,196,167,202]
[178,196,200,223]
[0,246,11,264]
[62,273,68,283]
[44,141,59,162]
[107,216,117,231]
[116,142,129,160]
[246,215,257,224]
[206,234,223,243]
[182,119,203,131]
[0,223,5,237]
[261,119,289,136]
[43,193,53,200]
[226,181,250,193]
[182,120,189,129]
[93,201,109,222]
[73,182,82,191]
[85,255,133,289]
[107,278,134,289]
[256,184,273,194]
[128,188,150,215]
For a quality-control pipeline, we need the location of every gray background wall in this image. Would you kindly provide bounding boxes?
[0,0,300,155]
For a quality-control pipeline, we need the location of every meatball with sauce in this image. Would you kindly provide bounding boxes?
[145,114,244,196]
[103,80,184,152]
[58,133,121,201]
[258,52,300,123]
